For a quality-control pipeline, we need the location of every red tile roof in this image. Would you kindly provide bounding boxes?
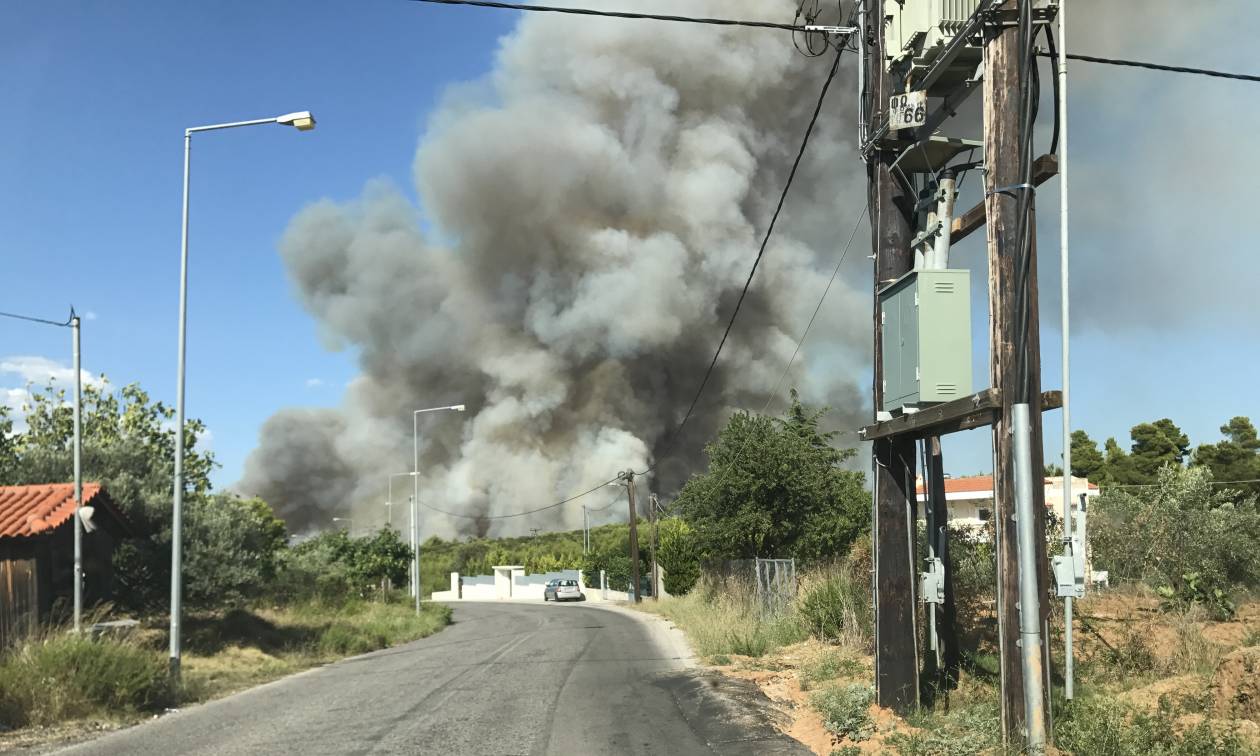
[0,483,104,538]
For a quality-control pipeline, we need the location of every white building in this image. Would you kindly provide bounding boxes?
[915,474,1099,532]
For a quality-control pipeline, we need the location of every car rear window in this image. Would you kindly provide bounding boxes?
[560,580,578,586]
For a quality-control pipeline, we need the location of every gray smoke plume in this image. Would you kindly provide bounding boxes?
[240,0,871,537]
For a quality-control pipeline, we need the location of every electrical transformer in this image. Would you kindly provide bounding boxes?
[883,0,982,90]
[879,269,972,413]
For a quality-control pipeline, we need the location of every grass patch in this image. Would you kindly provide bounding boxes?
[0,599,451,732]
[0,631,174,729]
[810,683,875,742]
[182,601,451,699]
[646,588,807,658]
[799,649,863,691]
[888,702,1002,756]
[1056,697,1249,756]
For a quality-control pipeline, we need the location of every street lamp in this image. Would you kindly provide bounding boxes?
[169,110,316,678]
[332,517,354,535]
[412,404,465,613]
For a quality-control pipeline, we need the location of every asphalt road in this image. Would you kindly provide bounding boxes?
[58,601,808,756]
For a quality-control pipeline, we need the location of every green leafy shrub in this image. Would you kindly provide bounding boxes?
[657,518,701,595]
[799,651,863,691]
[1056,697,1247,755]
[887,703,1001,756]
[1092,466,1260,619]
[727,626,770,658]
[0,632,174,728]
[274,528,413,604]
[798,564,871,646]
[811,683,875,742]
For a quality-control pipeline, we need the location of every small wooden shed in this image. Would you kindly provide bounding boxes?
[0,483,131,644]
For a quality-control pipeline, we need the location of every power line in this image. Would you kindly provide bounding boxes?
[418,472,625,520]
[1040,51,1260,84]
[1099,478,1260,489]
[660,205,868,519]
[0,308,73,328]
[408,0,806,31]
[652,46,847,471]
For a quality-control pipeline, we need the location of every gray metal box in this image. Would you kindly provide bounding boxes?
[879,269,972,412]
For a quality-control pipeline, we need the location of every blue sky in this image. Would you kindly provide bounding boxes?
[0,0,513,484]
[2,0,1256,490]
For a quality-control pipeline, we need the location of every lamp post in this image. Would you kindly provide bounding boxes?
[412,404,465,614]
[332,517,354,535]
[169,110,315,679]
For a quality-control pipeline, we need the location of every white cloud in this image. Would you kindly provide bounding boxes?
[305,378,324,388]
[0,355,103,389]
[84,311,98,321]
[0,355,108,432]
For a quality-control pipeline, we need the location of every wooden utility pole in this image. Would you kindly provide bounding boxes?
[982,2,1051,740]
[867,0,920,714]
[624,471,642,603]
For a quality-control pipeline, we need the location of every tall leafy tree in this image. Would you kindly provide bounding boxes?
[673,391,867,564]
[1130,418,1190,479]
[1194,417,1260,497]
[4,380,215,530]
[1069,430,1105,481]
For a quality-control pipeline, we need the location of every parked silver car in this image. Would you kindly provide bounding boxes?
[543,578,584,602]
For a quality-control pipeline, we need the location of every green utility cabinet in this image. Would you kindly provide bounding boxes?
[880,269,972,413]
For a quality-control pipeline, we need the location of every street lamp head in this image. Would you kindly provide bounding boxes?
[277,111,316,131]
[451,404,466,412]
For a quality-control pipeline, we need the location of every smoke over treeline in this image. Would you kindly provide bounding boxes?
[239,0,871,537]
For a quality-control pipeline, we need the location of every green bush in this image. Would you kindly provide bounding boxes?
[810,683,874,742]
[798,565,871,645]
[799,651,863,690]
[1092,466,1260,619]
[885,703,1001,756]
[727,626,770,658]
[1056,697,1247,755]
[657,518,701,595]
[0,632,174,728]
[273,528,413,604]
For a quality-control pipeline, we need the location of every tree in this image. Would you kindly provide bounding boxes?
[1194,417,1260,498]
[181,495,289,609]
[4,381,215,530]
[656,517,700,595]
[673,391,868,564]
[1129,418,1190,480]
[1070,430,1105,481]
[1103,437,1142,486]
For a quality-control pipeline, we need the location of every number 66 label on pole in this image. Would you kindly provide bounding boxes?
[890,90,927,131]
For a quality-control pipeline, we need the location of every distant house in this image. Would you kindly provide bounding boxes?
[0,483,131,644]
[914,475,1099,532]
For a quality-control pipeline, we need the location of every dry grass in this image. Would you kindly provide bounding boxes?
[0,599,451,738]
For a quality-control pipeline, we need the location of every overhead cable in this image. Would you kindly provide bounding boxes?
[408,0,806,31]
[0,308,73,328]
[1039,51,1260,84]
[418,472,626,520]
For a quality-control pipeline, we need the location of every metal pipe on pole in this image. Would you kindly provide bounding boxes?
[71,313,83,634]
[1057,0,1076,702]
[1013,403,1047,752]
